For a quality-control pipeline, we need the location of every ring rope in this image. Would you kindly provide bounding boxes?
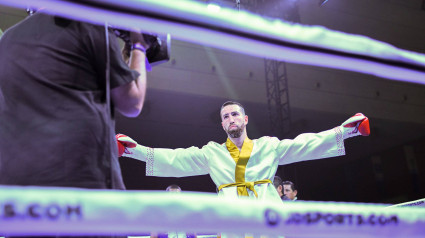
[0,185,424,237]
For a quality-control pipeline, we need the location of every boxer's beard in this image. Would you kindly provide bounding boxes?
[227,124,245,138]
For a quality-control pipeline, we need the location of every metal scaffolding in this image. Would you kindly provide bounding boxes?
[264,60,291,138]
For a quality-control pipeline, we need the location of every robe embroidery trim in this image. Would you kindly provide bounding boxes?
[333,126,345,156]
[146,147,155,176]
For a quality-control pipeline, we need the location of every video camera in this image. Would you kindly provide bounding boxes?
[113,29,171,67]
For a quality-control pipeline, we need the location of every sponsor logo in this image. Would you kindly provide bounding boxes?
[0,202,83,220]
[265,209,280,227]
[264,209,399,227]
[286,212,398,226]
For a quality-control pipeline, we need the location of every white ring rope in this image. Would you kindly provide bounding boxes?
[1,0,425,84]
[0,185,424,237]
[387,198,425,208]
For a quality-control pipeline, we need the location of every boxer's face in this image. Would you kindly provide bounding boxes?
[221,104,248,138]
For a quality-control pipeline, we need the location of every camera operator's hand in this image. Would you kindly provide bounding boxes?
[130,31,150,50]
[121,31,150,65]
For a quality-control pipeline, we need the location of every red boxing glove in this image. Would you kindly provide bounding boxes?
[117,141,126,157]
[116,134,137,157]
[341,113,370,139]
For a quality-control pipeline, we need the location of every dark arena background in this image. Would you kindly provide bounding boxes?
[1,0,425,205]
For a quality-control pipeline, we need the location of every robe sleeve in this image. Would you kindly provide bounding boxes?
[275,127,345,165]
[124,144,210,177]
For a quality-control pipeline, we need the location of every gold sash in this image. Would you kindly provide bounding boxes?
[218,179,272,198]
[218,138,271,197]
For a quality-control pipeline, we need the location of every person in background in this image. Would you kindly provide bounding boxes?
[281,180,298,201]
[166,184,182,192]
[273,176,284,198]
[273,176,297,201]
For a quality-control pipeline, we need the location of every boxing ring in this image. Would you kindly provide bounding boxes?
[1,0,425,237]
